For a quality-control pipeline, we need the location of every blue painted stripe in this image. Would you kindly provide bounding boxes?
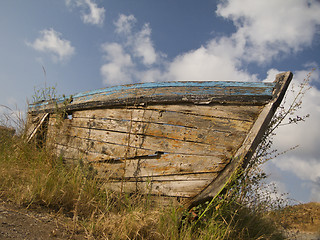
[71,81,275,99]
[29,81,276,108]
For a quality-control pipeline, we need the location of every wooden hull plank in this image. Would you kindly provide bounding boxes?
[90,154,228,178]
[45,102,258,199]
[54,143,229,176]
[104,178,213,197]
[69,116,248,146]
[141,104,263,122]
[72,107,255,133]
[48,123,239,157]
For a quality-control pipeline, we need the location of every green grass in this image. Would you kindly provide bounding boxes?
[0,131,285,239]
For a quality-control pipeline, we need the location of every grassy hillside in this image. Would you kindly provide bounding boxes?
[271,202,320,234]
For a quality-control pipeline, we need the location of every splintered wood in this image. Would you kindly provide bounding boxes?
[45,104,262,198]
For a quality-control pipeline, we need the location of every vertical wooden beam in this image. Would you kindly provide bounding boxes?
[26,113,49,143]
[189,72,293,207]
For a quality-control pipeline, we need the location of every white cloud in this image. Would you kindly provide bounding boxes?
[66,0,105,26]
[82,0,105,25]
[101,14,164,85]
[100,43,134,85]
[132,23,157,65]
[269,157,320,202]
[101,13,257,84]
[100,1,320,86]
[136,69,164,83]
[216,0,320,63]
[275,157,320,183]
[168,45,256,81]
[27,28,75,62]
[114,14,136,34]
[269,68,320,160]
[100,1,320,84]
[310,180,320,201]
[167,0,320,80]
[164,0,320,80]
[114,15,160,66]
[263,68,320,201]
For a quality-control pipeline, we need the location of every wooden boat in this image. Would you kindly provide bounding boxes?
[27,71,292,207]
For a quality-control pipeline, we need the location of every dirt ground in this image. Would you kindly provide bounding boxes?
[0,198,319,239]
[0,199,87,239]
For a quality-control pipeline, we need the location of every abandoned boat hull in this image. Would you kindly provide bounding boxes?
[27,72,292,206]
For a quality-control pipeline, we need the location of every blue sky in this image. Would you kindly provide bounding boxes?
[1,0,320,203]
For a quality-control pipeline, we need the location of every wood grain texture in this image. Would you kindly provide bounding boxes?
[190,71,293,207]
[44,103,260,197]
[26,113,49,142]
[27,73,292,204]
[28,81,275,114]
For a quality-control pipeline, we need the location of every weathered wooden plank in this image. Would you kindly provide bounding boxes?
[108,172,218,182]
[72,107,254,133]
[29,81,276,113]
[48,128,156,160]
[55,141,229,171]
[70,81,275,101]
[57,145,221,197]
[26,113,49,142]
[46,102,255,160]
[190,71,293,206]
[104,177,213,197]
[89,153,228,177]
[45,102,255,200]
[46,117,79,148]
[46,117,152,158]
[48,124,235,157]
[68,116,247,146]
[53,143,86,161]
[141,104,263,122]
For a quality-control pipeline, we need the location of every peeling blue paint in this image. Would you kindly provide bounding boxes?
[29,81,276,109]
[71,81,275,99]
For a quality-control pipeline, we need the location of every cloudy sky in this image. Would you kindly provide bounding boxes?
[1,0,319,203]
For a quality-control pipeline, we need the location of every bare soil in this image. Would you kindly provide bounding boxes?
[0,198,319,239]
[0,199,87,239]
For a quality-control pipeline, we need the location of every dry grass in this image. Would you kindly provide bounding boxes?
[271,202,320,234]
[1,70,316,239]
[0,128,285,239]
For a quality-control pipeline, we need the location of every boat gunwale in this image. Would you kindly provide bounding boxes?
[28,81,277,114]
